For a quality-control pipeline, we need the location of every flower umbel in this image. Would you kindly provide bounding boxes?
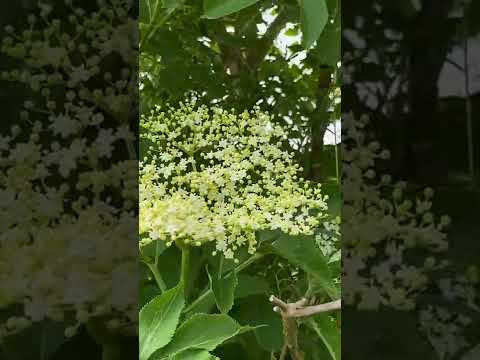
[140,102,329,259]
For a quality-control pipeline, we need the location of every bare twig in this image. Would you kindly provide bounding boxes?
[270,296,341,360]
[270,296,341,318]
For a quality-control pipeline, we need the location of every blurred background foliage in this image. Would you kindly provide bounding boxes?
[343,1,480,359]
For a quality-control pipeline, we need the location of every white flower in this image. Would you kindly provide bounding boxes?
[70,65,90,85]
[49,114,78,138]
[95,129,116,158]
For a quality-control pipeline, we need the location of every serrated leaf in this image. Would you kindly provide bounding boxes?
[207,265,238,313]
[308,315,341,360]
[140,284,162,309]
[152,314,254,358]
[203,0,260,19]
[271,234,339,299]
[140,285,185,360]
[300,0,329,49]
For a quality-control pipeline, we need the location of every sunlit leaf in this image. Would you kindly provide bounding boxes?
[139,285,185,360]
[152,314,254,358]
[203,0,260,19]
[300,0,329,48]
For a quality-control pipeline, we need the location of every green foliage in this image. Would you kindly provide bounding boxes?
[139,1,341,359]
[311,0,340,66]
[207,266,238,314]
[271,234,339,299]
[152,314,254,359]
[232,295,284,351]
[308,315,341,360]
[299,0,329,48]
[203,0,261,19]
[140,286,185,360]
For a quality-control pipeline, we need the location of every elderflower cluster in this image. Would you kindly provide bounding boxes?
[316,216,341,263]
[342,113,450,310]
[140,102,329,260]
[0,0,137,338]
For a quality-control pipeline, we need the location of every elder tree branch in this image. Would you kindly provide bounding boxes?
[270,296,341,318]
[269,296,341,360]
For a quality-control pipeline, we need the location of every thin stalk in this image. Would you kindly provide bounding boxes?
[145,261,167,293]
[218,256,224,280]
[183,253,264,314]
[335,143,340,185]
[140,1,184,51]
[181,246,191,290]
[155,240,161,267]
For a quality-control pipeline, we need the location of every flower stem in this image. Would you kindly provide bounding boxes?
[236,253,264,272]
[155,240,161,267]
[145,262,167,293]
[218,256,224,280]
[181,246,191,291]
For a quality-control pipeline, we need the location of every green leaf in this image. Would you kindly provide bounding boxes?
[140,240,166,261]
[308,315,341,360]
[311,1,340,66]
[203,0,260,19]
[153,314,254,358]
[164,0,181,9]
[234,274,269,299]
[168,349,218,360]
[271,234,339,299]
[251,299,283,351]
[140,0,169,24]
[231,296,283,352]
[300,0,329,49]
[140,284,162,308]
[207,265,238,313]
[322,178,341,217]
[140,285,185,360]
[184,291,216,317]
